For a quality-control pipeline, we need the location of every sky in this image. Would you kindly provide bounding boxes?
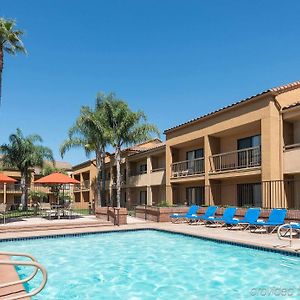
[1,0,300,165]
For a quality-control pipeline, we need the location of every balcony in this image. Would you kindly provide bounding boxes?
[81,180,90,190]
[171,158,204,178]
[150,168,166,185]
[0,184,22,193]
[74,180,90,191]
[283,143,300,174]
[209,146,261,173]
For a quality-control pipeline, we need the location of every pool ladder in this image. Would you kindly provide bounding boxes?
[0,251,47,300]
[276,224,299,250]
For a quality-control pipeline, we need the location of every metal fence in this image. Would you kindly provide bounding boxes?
[172,179,300,209]
[0,183,94,223]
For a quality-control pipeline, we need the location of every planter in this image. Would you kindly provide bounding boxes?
[95,206,127,225]
[135,205,193,222]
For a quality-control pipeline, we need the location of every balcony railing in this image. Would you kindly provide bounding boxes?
[209,146,261,173]
[81,180,90,190]
[171,158,204,178]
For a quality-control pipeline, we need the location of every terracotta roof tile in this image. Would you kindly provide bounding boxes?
[282,101,300,110]
[164,80,300,133]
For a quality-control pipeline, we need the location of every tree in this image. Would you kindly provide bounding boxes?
[102,96,159,208]
[0,18,26,103]
[0,128,54,209]
[41,163,67,176]
[60,94,109,207]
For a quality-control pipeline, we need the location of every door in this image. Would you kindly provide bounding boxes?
[237,183,262,207]
[186,149,204,174]
[237,135,261,168]
[186,187,205,206]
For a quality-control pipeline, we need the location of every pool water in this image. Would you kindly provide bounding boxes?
[1,230,300,299]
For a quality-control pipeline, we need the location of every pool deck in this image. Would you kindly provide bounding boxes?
[1,218,300,299]
[0,218,299,252]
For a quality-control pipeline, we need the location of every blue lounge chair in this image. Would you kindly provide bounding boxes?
[204,207,237,226]
[188,206,218,224]
[251,208,287,233]
[226,208,261,230]
[170,205,199,223]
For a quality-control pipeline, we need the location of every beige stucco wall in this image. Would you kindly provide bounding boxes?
[284,147,300,174]
[276,89,300,108]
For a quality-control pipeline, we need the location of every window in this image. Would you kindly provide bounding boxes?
[139,164,147,174]
[186,187,205,206]
[237,183,262,207]
[140,191,147,205]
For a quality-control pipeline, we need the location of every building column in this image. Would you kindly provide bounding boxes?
[204,135,211,206]
[126,188,131,209]
[3,183,7,204]
[146,155,152,174]
[165,145,173,205]
[261,101,284,208]
[147,186,152,206]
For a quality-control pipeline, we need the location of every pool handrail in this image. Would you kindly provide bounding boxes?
[0,251,48,300]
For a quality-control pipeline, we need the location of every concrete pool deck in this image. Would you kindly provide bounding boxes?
[0,220,299,252]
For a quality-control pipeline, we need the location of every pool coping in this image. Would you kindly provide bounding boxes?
[0,226,299,257]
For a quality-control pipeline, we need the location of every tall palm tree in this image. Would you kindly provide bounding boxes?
[60,95,109,207]
[102,96,159,208]
[0,18,26,103]
[0,128,54,209]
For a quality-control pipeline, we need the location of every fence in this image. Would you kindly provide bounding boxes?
[0,183,94,223]
[171,179,300,210]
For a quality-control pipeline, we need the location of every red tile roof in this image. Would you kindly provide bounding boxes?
[282,101,300,111]
[164,80,300,134]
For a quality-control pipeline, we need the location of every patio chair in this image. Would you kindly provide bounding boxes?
[188,206,218,224]
[0,203,8,224]
[250,208,287,234]
[205,207,237,226]
[39,203,57,220]
[63,202,75,219]
[170,205,200,223]
[225,207,261,230]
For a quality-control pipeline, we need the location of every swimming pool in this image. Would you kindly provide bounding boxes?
[1,230,300,299]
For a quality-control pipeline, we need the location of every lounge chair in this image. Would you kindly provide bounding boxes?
[188,206,218,224]
[170,205,199,223]
[226,207,261,230]
[250,208,287,233]
[0,204,8,224]
[205,207,237,226]
[39,203,57,219]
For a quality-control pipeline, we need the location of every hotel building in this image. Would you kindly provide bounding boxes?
[2,80,300,210]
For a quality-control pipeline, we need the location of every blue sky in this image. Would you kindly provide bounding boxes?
[1,0,300,165]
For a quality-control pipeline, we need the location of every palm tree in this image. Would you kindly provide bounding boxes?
[0,128,54,209]
[102,96,159,208]
[0,18,26,103]
[60,94,109,207]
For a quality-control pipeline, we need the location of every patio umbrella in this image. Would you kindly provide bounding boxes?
[0,173,17,204]
[34,172,80,204]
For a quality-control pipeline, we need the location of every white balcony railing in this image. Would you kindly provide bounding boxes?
[209,146,261,173]
[171,158,204,178]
